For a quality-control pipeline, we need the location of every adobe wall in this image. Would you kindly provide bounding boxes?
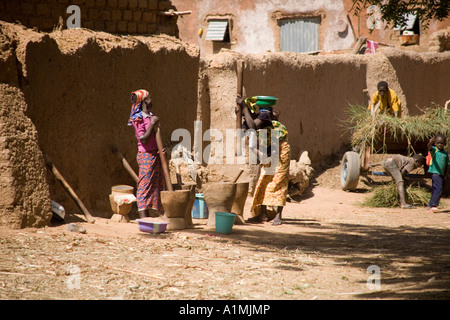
[384,49,450,115]
[0,84,52,228]
[0,0,178,36]
[202,51,367,171]
[202,49,450,173]
[0,22,199,227]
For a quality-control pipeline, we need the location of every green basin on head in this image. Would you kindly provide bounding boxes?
[255,96,278,107]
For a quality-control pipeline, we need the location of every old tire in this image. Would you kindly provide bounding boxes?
[340,151,360,191]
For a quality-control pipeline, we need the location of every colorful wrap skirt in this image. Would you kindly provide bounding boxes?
[136,151,165,215]
[250,139,290,217]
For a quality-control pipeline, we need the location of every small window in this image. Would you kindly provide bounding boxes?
[280,17,320,53]
[394,13,420,35]
[205,20,230,42]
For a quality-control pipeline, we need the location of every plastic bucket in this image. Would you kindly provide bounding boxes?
[215,212,236,234]
[192,193,209,219]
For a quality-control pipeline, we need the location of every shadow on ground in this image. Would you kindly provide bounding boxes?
[183,216,450,299]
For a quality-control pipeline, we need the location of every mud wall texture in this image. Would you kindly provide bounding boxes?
[201,49,450,171]
[0,0,178,36]
[0,22,199,227]
[202,51,366,170]
[0,84,52,228]
[429,27,450,52]
[386,49,450,116]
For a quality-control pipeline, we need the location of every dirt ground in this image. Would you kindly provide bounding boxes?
[1,158,449,302]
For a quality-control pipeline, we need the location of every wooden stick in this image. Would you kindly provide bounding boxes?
[175,162,182,186]
[346,14,357,42]
[232,168,244,183]
[235,59,244,156]
[377,42,394,47]
[110,144,139,183]
[300,50,322,55]
[159,10,192,16]
[352,36,367,54]
[44,156,95,224]
[155,126,174,192]
[0,271,39,276]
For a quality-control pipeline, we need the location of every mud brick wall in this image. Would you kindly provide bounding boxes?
[0,84,52,229]
[0,0,178,35]
[0,21,200,226]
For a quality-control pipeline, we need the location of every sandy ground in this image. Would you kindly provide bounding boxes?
[0,162,449,302]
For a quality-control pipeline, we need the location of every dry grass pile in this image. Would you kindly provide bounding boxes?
[361,182,430,208]
[342,104,450,154]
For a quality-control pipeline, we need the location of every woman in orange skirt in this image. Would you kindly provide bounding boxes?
[250,137,290,225]
[236,95,290,225]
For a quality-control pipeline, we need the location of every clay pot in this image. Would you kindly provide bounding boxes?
[109,185,134,223]
[231,182,249,225]
[202,182,237,227]
[161,189,191,230]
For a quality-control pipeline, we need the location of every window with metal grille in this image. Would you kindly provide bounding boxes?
[280,17,320,53]
[205,20,230,42]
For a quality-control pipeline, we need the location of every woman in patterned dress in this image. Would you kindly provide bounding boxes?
[128,89,165,218]
[236,95,290,226]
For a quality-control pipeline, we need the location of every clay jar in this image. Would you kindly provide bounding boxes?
[231,182,249,225]
[202,182,237,227]
[109,185,134,223]
[161,189,191,230]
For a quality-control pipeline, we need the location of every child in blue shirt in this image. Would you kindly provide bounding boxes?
[427,134,449,212]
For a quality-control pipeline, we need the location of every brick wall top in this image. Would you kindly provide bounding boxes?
[0,0,178,36]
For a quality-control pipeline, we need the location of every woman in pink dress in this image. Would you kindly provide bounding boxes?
[128,89,165,218]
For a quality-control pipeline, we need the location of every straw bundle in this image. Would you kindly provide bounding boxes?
[342,104,450,155]
[361,182,430,208]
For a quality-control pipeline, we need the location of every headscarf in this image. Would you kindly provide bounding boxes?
[128,89,150,126]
